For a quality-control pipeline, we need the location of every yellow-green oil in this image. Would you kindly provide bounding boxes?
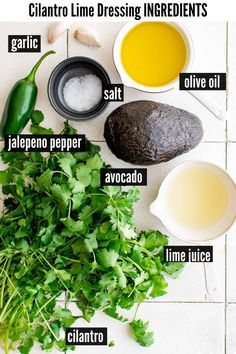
[121,22,187,87]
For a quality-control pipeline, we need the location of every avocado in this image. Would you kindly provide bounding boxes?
[104,101,203,165]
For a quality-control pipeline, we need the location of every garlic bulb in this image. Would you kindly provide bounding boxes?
[74,26,101,47]
[48,22,74,44]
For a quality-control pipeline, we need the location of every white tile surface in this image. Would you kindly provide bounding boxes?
[227,304,236,354]
[66,302,225,354]
[227,22,236,141]
[5,302,223,354]
[226,144,236,302]
[0,21,233,354]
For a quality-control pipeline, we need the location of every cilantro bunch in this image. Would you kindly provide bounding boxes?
[0,112,184,353]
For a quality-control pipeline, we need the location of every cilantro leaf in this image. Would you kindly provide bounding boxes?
[53,308,75,327]
[84,233,98,252]
[71,192,84,210]
[115,265,127,288]
[96,249,119,268]
[75,165,91,186]
[37,169,53,191]
[62,121,77,135]
[0,112,184,353]
[86,154,103,169]
[30,124,54,135]
[18,336,34,354]
[59,154,76,176]
[61,216,84,233]
[51,184,71,209]
[129,319,154,347]
[102,186,121,197]
[68,177,85,193]
[164,262,185,278]
[105,308,128,322]
[45,270,56,285]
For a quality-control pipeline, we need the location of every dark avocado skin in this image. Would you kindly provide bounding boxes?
[104,101,204,166]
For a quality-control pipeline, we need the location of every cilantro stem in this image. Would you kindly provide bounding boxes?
[1,296,21,324]
[35,251,54,269]
[13,297,33,328]
[124,257,143,273]
[132,302,141,322]
[2,215,22,222]
[10,166,22,174]
[35,300,60,341]
[36,252,71,293]
[81,207,100,220]
[45,205,56,221]
[60,256,81,264]
[0,290,17,323]
[128,241,154,258]
[0,118,181,351]
[16,199,27,217]
[0,257,12,309]
[34,293,59,317]
[0,257,8,278]
[52,170,70,178]
[4,328,10,354]
[58,237,80,253]
[0,269,31,326]
[5,298,32,352]
[68,200,71,217]
[92,251,96,264]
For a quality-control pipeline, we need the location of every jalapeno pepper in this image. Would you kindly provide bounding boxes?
[0,50,55,137]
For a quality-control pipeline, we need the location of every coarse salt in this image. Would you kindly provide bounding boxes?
[63,74,102,112]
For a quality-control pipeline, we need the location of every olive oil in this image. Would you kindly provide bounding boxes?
[167,166,228,230]
[121,22,187,87]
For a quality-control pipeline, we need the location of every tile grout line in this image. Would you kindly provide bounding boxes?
[57,299,236,305]
[2,139,236,143]
[66,29,69,59]
[224,20,229,354]
[65,28,70,354]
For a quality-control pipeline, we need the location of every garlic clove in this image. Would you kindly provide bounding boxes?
[48,22,74,44]
[74,26,101,47]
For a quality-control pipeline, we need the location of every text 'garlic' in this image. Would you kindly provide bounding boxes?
[74,26,101,47]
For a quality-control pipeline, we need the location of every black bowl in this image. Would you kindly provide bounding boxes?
[48,57,111,121]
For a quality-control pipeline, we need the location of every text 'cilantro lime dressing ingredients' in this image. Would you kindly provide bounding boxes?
[63,74,102,111]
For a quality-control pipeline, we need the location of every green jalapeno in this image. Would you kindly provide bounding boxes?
[0,50,55,137]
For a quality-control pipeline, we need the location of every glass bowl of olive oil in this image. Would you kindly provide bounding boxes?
[113,21,193,93]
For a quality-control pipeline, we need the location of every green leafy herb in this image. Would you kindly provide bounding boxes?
[130,319,154,347]
[108,340,115,347]
[0,111,184,353]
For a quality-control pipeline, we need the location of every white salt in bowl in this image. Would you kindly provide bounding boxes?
[48,57,111,121]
